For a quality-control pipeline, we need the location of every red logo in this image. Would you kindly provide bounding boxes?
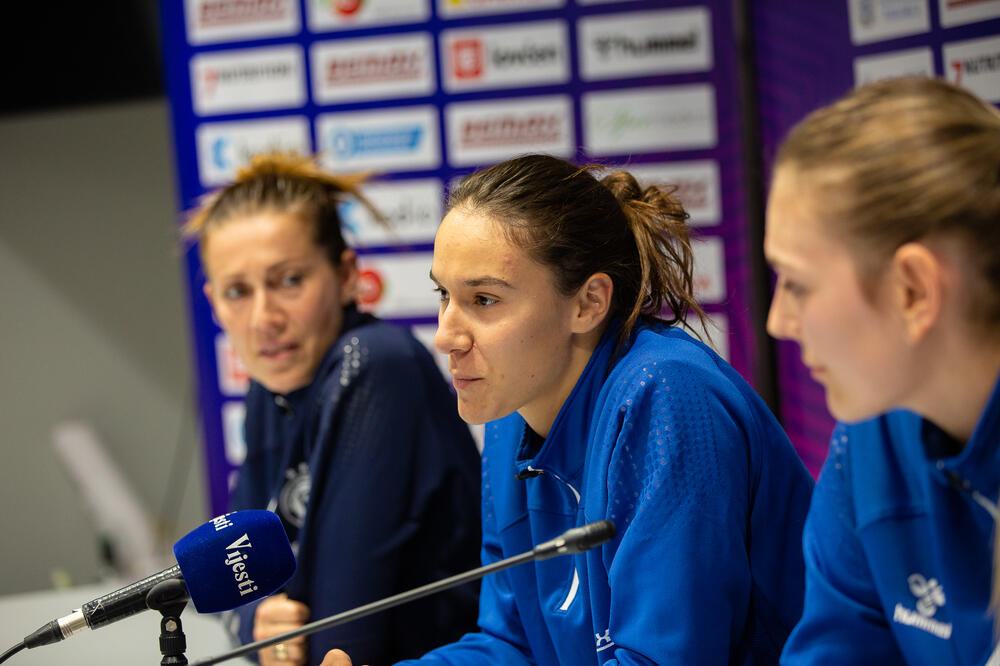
[452,38,485,79]
[333,0,363,15]
[203,67,220,97]
[357,268,384,307]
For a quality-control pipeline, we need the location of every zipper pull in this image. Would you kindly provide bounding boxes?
[515,466,544,480]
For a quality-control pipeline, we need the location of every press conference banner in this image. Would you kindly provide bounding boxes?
[160,0,764,516]
[752,0,1000,474]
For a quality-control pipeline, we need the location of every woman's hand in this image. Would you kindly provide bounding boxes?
[253,594,310,665]
[319,649,354,666]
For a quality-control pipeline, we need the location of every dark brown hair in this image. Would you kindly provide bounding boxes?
[182,152,382,268]
[447,154,707,349]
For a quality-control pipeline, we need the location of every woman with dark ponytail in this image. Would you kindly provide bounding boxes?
[322,154,814,666]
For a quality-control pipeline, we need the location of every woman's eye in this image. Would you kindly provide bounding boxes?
[223,285,247,300]
[433,287,449,302]
[474,295,498,307]
[281,274,303,288]
[780,277,807,298]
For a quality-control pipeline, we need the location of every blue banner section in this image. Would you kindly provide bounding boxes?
[160,0,762,515]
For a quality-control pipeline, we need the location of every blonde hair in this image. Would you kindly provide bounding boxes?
[779,77,1000,621]
[775,77,1000,332]
[182,152,383,267]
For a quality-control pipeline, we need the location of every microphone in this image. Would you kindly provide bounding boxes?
[189,519,617,666]
[22,510,295,649]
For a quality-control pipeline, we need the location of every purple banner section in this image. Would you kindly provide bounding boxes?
[752,0,1000,476]
[159,0,762,515]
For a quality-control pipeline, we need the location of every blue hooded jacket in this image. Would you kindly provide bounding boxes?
[781,373,1000,666]
[401,321,814,665]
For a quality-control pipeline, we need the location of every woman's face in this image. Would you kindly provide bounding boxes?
[765,166,912,422]
[202,211,356,395]
[431,208,589,435]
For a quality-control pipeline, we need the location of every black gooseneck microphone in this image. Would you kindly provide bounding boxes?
[189,519,617,666]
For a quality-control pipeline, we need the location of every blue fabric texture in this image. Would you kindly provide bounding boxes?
[401,320,814,665]
[781,372,1000,666]
[227,307,482,664]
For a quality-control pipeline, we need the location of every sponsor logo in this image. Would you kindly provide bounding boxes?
[311,33,434,104]
[583,85,717,155]
[853,47,934,87]
[216,333,251,395]
[892,573,952,639]
[451,39,484,79]
[595,628,616,653]
[691,236,726,304]
[441,21,569,92]
[224,533,260,597]
[446,95,574,166]
[945,34,1000,102]
[579,8,712,81]
[340,179,443,246]
[627,161,721,226]
[848,0,929,46]
[437,0,564,18]
[191,46,305,116]
[197,117,310,187]
[221,401,247,466]
[185,0,299,44]
[316,106,440,172]
[356,253,438,317]
[307,0,428,31]
[939,0,1000,28]
[278,462,310,528]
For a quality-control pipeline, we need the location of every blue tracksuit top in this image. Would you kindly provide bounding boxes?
[401,320,814,665]
[227,307,482,665]
[781,372,1000,666]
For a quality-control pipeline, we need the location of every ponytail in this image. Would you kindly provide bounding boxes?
[448,154,708,350]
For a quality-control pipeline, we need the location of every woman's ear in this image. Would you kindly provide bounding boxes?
[337,249,360,306]
[572,272,613,334]
[891,242,944,344]
[203,282,215,310]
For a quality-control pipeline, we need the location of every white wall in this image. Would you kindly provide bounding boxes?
[0,99,207,594]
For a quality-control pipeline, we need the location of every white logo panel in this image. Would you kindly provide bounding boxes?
[316,105,441,172]
[583,85,717,156]
[944,34,1000,103]
[446,95,575,167]
[578,7,712,81]
[355,252,439,318]
[341,179,444,247]
[939,0,1000,27]
[441,20,570,92]
[191,45,306,116]
[311,32,435,104]
[626,161,721,227]
[847,0,930,46]
[215,333,250,396]
[184,0,300,45]
[853,47,934,86]
[691,236,726,304]
[221,401,248,466]
[196,116,311,187]
[307,0,428,32]
[437,0,564,17]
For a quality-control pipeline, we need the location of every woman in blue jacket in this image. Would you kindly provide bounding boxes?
[323,154,815,665]
[184,153,482,666]
[765,78,1000,665]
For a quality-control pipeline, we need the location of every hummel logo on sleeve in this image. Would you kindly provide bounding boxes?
[892,573,953,639]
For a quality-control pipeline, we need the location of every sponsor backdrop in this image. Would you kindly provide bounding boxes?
[161,0,999,512]
[752,0,1000,473]
[159,0,757,515]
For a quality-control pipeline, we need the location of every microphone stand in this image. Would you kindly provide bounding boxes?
[146,579,190,665]
[188,519,615,666]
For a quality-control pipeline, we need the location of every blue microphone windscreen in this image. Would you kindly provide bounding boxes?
[173,510,296,613]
